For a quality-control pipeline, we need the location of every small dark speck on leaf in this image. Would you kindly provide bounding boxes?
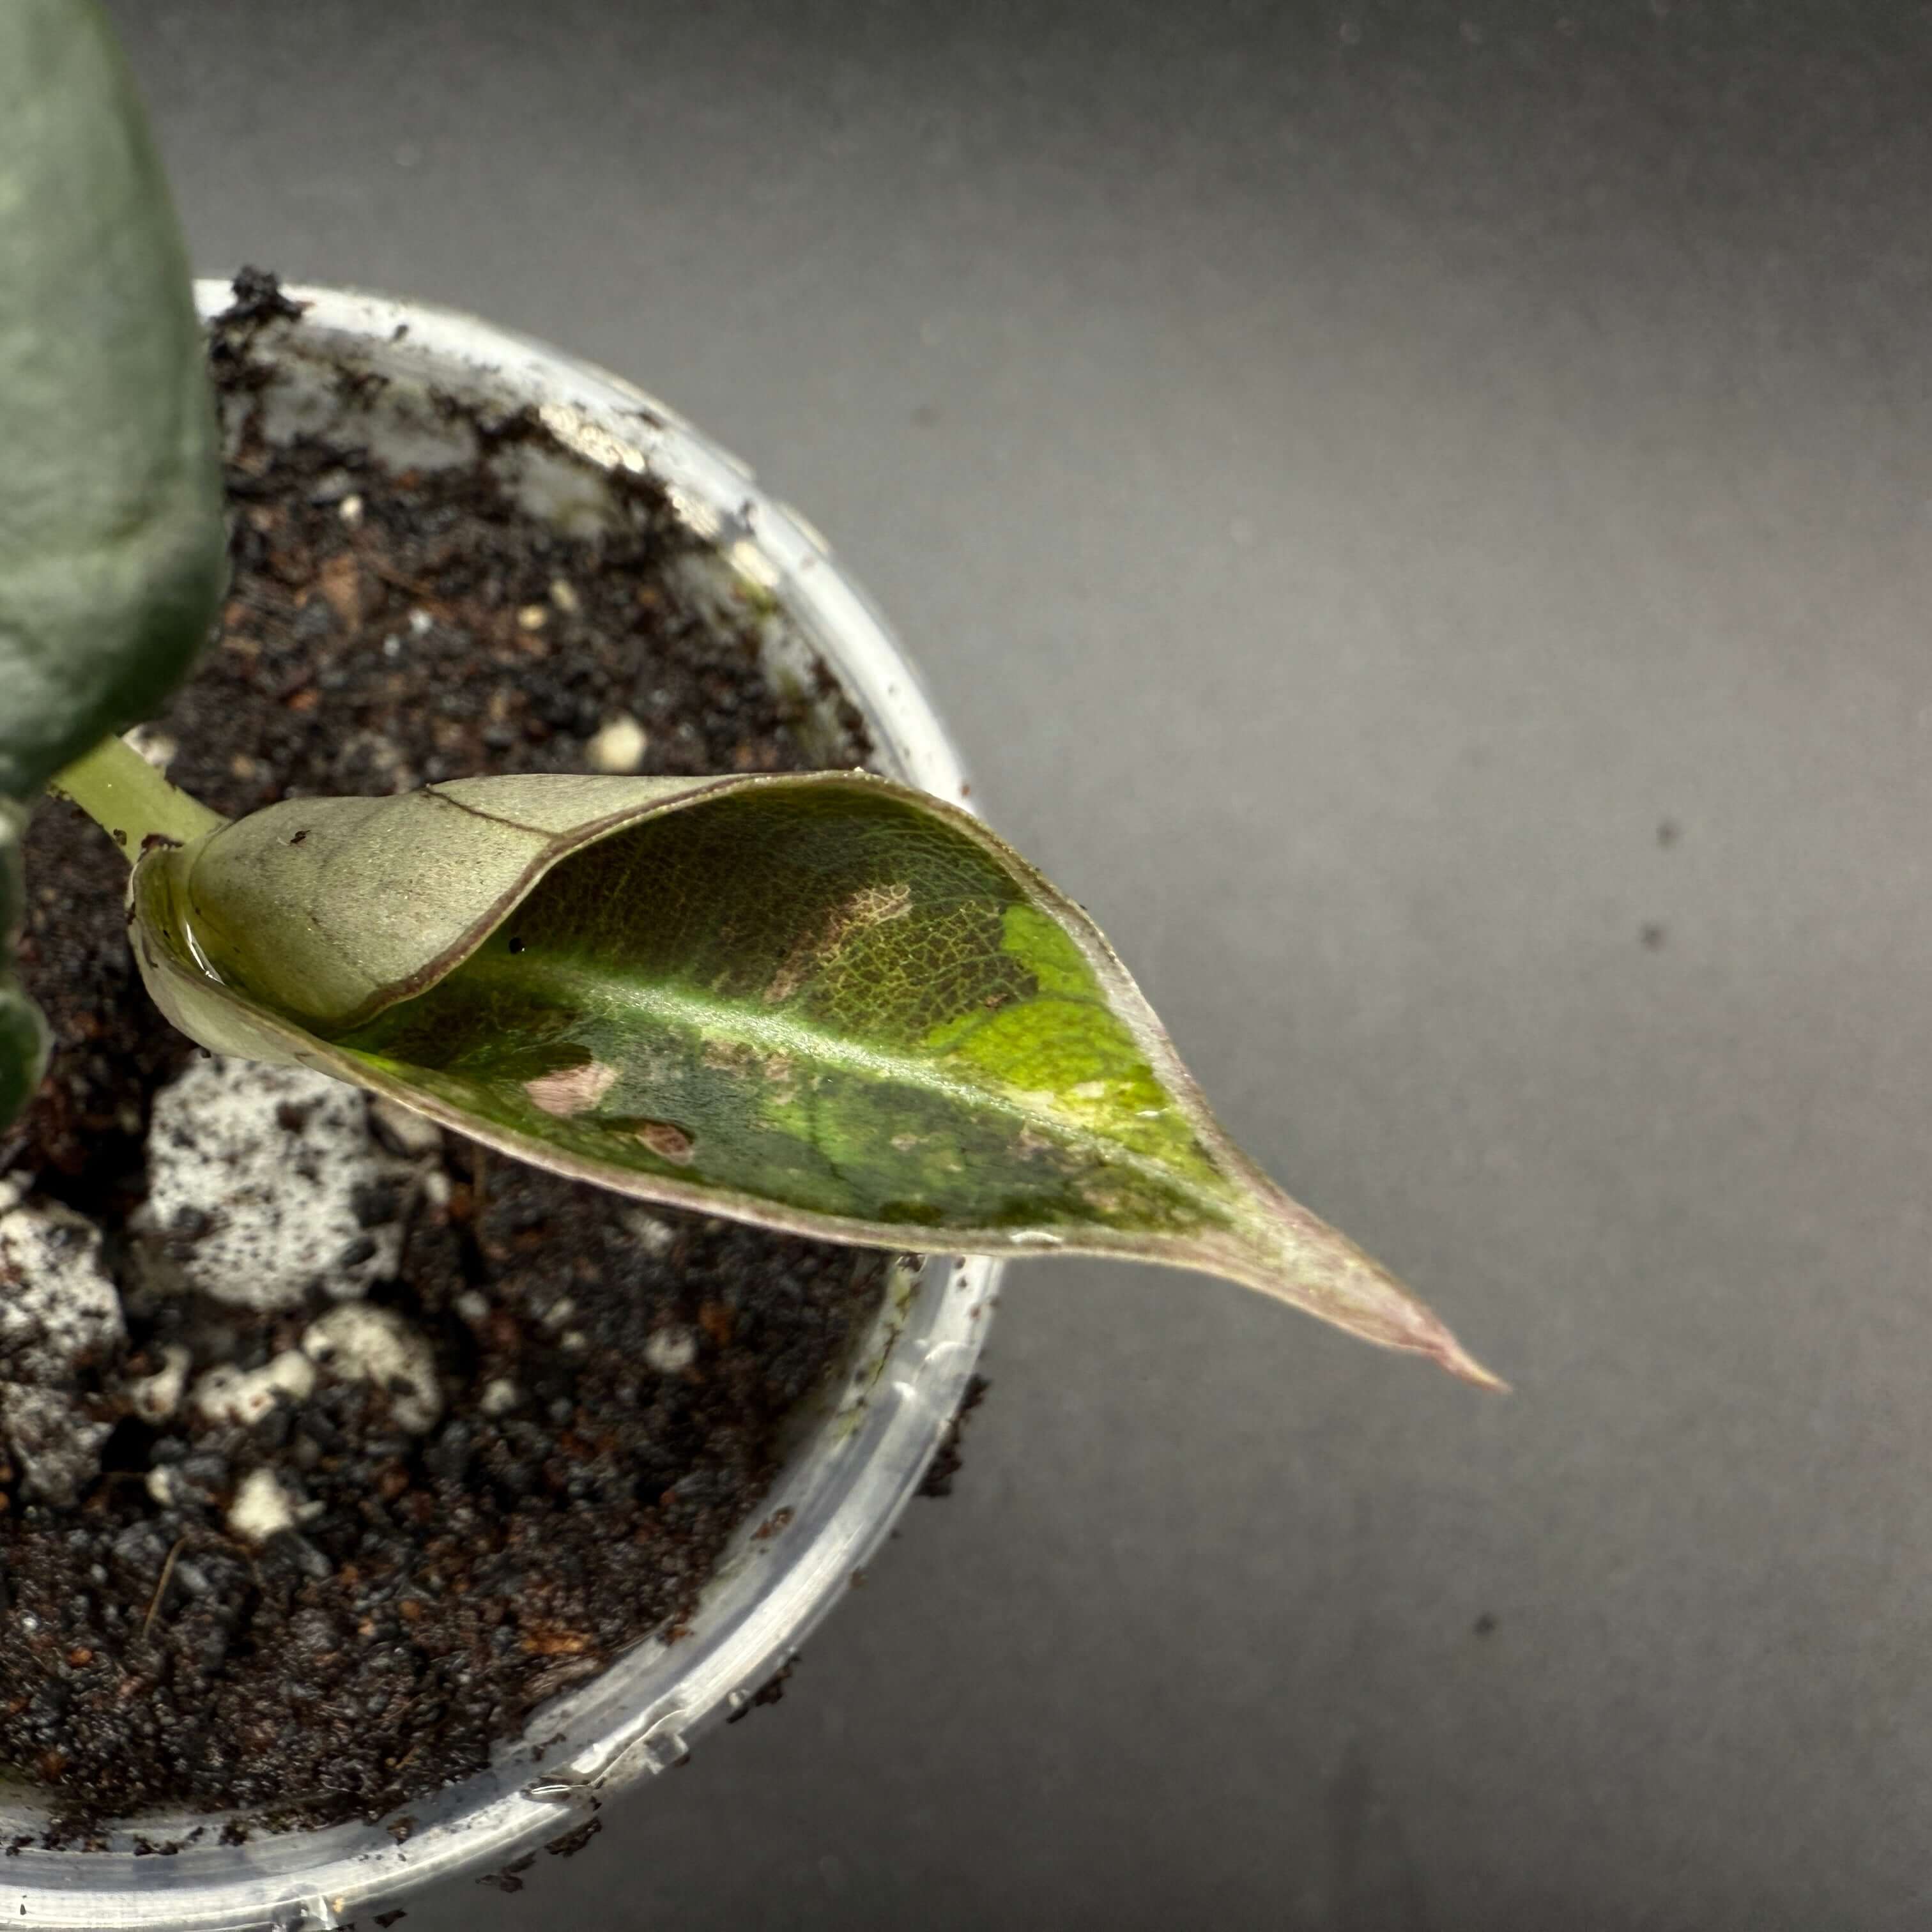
[1640,922,1667,951]
[1474,1613,1498,1637]
[111,827,126,847]
[289,829,309,845]
[507,935,526,954]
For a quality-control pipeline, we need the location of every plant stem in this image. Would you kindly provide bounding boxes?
[45,733,226,864]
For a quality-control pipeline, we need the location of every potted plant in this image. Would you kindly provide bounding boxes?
[1,4,1495,1924]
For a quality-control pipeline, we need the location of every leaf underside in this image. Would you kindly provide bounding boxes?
[131,772,1496,1383]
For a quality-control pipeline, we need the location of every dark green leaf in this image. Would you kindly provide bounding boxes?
[1,803,49,1130]
[0,0,227,800]
[130,772,1496,1383]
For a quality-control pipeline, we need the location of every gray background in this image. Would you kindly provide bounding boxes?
[107,2,1932,1926]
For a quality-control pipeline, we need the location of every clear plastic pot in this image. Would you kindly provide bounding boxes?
[1,284,999,1931]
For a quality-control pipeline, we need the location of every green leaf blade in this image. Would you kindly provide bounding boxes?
[0,0,227,800]
[1,803,49,1131]
[340,944,1230,1243]
[130,773,1497,1384]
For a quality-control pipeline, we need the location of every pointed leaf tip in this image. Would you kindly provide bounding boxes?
[128,770,1491,1382]
[1442,1346,1508,1393]
[1387,1291,1507,1391]
[1186,1176,1501,1386]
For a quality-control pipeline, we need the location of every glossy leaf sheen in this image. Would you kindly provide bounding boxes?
[131,772,1495,1382]
[0,0,227,800]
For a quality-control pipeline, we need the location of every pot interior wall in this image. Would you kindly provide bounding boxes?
[0,287,994,1932]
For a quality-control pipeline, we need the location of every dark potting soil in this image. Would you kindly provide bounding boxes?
[0,283,891,1843]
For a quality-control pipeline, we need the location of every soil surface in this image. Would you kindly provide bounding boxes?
[0,279,890,1843]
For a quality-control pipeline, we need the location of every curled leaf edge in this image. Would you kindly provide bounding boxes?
[128,770,1501,1388]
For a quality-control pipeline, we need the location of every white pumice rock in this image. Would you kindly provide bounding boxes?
[126,1344,193,1423]
[143,1057,413,1311]
[644,1326,698,1376]
[227,1466,298,1543]
[302,1302,443,1434]
[0,1188,126,1504]
[622,1206,678,1255]
[121,722,178,770]
[586,714,648,772]
[479,1376,521,1418]
[192,1349,317,1428]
